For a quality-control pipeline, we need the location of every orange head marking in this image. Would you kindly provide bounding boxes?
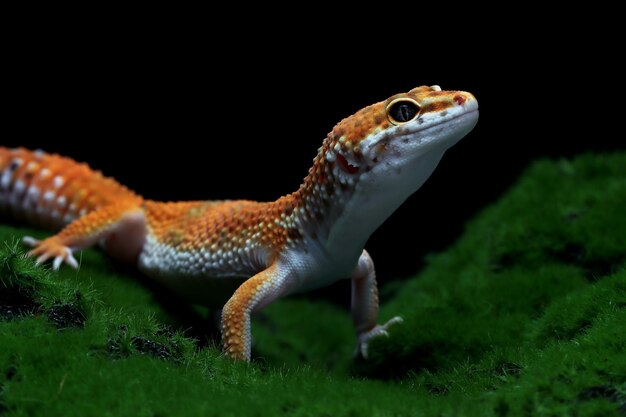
[317,85,478,179]
[291,85,478,251]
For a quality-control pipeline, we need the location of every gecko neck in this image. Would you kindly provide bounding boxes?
[274,140,447,271]
[289,147,355,249]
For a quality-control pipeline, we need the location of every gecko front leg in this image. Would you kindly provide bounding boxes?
[351,250,403,359]
[221,263,294,361]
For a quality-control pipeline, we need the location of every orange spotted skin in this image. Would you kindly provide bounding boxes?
[143,198,298,260]
[221,264,278,360]
[0,147,141,229]
[329,86,458,145]
[1,86,479,361]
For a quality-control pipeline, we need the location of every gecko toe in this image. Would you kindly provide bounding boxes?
[35,253,51,265]
[53,256,63,270]
[385,316,404,328]
[66,251,79,269]
[22,236,40,247]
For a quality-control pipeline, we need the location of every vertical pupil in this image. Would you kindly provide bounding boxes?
[390,101,418,123]
[400,105,410,121]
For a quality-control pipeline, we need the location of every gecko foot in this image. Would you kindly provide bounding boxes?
[356,316,403,360]
[23,236,79,270]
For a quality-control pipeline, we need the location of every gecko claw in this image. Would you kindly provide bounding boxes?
[53,256,64,271]
[356,316,404,360]
[64,252,79,269]
[25,237,79,270]
[35,253,51,265]
[22,236,40,247]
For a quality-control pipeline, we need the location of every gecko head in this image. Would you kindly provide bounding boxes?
[323,85,479,183]
[313,85,478,239]
[300,86,479,255]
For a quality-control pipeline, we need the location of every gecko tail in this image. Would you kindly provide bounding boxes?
[0,147,142,231]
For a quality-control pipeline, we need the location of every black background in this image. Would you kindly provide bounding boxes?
[4,33,621,288]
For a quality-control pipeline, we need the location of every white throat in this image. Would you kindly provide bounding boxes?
[325,147,447,266]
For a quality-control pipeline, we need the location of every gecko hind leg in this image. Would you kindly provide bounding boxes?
[22,202,145,270]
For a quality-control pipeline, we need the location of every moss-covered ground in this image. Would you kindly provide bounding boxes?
[1,153,625,417]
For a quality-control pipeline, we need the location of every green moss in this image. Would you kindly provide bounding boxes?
[1,152,625,416]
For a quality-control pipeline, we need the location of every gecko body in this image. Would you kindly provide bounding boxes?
[0,85,478,360]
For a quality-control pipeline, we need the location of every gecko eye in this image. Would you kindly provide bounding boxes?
[386,98,420,125]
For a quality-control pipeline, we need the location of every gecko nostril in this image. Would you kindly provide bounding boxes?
[454,95,466,106]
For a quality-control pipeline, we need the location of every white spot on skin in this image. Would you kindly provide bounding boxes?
[14,180,25,193]
[40,168,51,179]
[53,176,64,188]
[57,196,67,207]
[1,173,11,190]
[1,159,22,189]
[27,186,40,198]
[43,191,55,202]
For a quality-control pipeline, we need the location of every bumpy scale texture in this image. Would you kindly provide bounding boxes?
[0,85,478,360]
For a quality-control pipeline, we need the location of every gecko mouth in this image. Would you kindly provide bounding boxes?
[363,108,479,159]
[398,108,479,138]
[381,108,479,158]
